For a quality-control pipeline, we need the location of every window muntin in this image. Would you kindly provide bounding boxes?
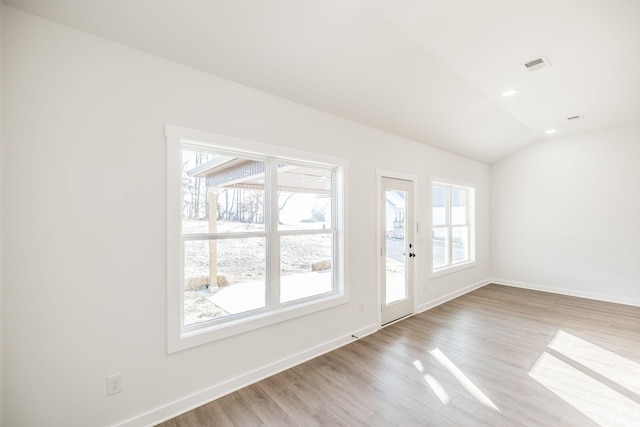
[174,137,342,347]
[432,181,474,273]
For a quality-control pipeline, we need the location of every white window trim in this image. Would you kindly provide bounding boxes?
[166,125,349,353]
[430,177,476,278]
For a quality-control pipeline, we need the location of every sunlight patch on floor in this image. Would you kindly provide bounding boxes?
[413,360,450,404]
[530,351,640,426]
[549,330,640,396]
[423,374,450,405]
[530,330,640,426]
[429,348,501,412]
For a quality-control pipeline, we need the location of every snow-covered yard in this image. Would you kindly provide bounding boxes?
[182,220,333,325]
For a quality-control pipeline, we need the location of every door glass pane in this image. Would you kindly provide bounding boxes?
[181,148,265,234]
[277,163,333,231]
[432,185,447,226]
[280,234,333,303]
[451,187,467,225]
[183,237,266,326]
[452,226,469,264]
[433,228,448,269]
[386,189,407,304]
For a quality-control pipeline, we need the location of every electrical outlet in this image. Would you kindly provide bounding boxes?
[107,372,123,396]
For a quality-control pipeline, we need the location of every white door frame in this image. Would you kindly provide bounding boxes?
[376,169,418,326]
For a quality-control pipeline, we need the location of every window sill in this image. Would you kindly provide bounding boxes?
[431,261,476,279]
[169,292,348,353]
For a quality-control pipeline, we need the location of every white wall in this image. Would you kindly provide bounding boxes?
[2,8,490,426]
[492,124,640,305]
[0,4,5,426]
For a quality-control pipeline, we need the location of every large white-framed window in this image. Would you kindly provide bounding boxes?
[167,125,347,353]
[431,179,475,276]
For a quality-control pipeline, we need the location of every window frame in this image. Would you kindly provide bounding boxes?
[431,178,476,277]
[167,125,348,353]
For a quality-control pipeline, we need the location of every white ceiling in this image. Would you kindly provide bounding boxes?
[5,0,640,163]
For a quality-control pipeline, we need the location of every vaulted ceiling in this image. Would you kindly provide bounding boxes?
[5,0,640,163]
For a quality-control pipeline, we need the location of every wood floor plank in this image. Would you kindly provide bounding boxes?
[215,393,262,426]
[165,400,234,427]
[255,375,318,426]
[156,284,640,426]
[236,384,297,426]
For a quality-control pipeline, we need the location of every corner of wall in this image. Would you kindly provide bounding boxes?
[488,124,640,303]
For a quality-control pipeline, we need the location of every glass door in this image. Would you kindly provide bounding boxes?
[381,177,414,325]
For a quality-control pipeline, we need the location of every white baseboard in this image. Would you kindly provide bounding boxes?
[117,278,499,426]
[416,278,491,314]
[491,278,640,307]
[115,323,379,427]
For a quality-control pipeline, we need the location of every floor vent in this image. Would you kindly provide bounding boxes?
[523,55,551,71]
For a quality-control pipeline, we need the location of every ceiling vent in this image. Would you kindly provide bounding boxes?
[523,55,551,71]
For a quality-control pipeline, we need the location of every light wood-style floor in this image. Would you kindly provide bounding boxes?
[158,284,640,426]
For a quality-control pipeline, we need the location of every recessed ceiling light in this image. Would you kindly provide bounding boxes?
[502,89,518,97]
[545,129,557,135]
